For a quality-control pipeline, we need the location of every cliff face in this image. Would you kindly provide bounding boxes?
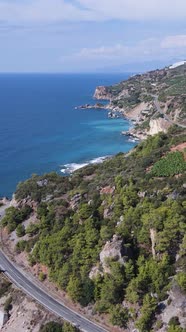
[93,63,186,139]
[148,118,171,136]
[93,86,112,100]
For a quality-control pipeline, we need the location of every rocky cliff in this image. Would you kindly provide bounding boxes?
[93,86,112,100]
[148,118,171,136]
[93,63,186,139]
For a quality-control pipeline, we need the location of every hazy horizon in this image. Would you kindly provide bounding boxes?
[0,0,186,73]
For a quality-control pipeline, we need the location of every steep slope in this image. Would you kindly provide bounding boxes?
[1,126,186,332]
[94,64,186,139]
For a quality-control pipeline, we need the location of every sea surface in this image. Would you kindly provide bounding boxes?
[0,73,136,198]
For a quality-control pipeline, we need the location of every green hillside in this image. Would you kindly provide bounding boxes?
[2,126,186,331]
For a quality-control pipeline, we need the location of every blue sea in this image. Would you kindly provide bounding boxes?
[0,73,136,198]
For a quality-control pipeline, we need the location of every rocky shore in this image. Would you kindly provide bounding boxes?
[77,62,186,141]
[93,85,173,140]
[75,102,107,110]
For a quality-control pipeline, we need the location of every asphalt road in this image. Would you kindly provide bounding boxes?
[153,95,186,129]
[0,250,108,332]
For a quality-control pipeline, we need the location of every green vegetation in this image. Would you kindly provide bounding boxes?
[4,296,12,312]
[176,272,186,292]
[39,322,79,332]
[136,295,157,331]
[16,224,25,237]
[151,151,186,177]
[38,271,46,281]
[110,304,129,327]
[0,277,11,298]
[1,205,32,233]
[165,76,186,96]
[3,129,185,331]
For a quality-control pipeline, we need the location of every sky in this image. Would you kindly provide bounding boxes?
[0,0,186,72]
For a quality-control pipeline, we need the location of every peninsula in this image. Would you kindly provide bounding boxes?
[93,62,186,140]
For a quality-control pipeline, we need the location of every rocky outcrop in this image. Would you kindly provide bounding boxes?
[94,86,112,100]
[100,186,115,195]
[9,194,19,208]
[0,197,10,205]
[148,118,171,136]
[89,234,129,279]
[100,235,127,273]
[160,284,186,329]
[89,265,103,280]
[150,228,157,259]
[70,193,82,210]
[0,310,9,329]
[75,103,106,110]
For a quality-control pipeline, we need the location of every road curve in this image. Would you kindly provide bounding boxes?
[152,95,186,129]
[0,250,108,332]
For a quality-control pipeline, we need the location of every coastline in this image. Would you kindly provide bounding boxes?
[0,73,134,198]
[75,91,145,141]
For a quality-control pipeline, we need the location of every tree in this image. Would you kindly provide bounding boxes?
[67,276,82,303]
[63,322,79,332]
[176,272,186,292]
[39,322,62,332]
[16,224,25,237]
[39,272,46,282]
[110,304,129,328]
[136,294,157,332]
[26,223,39,237]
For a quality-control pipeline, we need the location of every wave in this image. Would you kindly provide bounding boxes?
[61,156,110,174]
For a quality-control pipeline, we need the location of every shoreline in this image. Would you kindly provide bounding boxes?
[75,99,146,141]
[1,77,137,199]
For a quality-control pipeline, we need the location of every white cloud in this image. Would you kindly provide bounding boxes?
[161,35,186,48]
[0,0,186,23]
[77,44,130,58]
[74,38,161,60]
[60,35,186,67]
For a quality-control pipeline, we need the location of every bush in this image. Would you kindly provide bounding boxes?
[39,272,46,282]
[176,272,186,292]
[1,205,32,233]
[26,223,39,237]
[4,296,12,312]
[16,224,25,237]
[15,240,27,253]
[0,279,11,298]
[110,304,129,328]
[39,322,63,332]
[169,316,180,327]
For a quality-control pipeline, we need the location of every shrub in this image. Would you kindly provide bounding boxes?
[4,296,12,312]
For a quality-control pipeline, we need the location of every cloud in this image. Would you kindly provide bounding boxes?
[76,44,130,58]
[78,0,186,20]
[60,35,186,68]
[0,0,186,24]
[73,38,161,60]
[161,35,186,48]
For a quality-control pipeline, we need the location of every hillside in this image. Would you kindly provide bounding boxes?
[1,125,186,332]
[94,63,186,140]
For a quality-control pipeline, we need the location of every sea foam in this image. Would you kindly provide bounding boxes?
[60,156,109,174]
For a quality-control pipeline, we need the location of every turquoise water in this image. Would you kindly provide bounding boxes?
[0,73,136,197]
